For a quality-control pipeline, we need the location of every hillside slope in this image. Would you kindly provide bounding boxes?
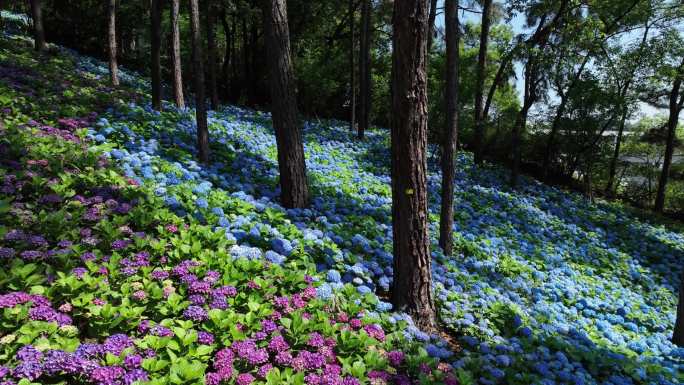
[0,23,683,385]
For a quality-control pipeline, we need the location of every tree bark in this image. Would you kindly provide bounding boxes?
[654,57,684,212]
[106,0,118,85]
[221,9,233,101]
[511,59,537,188]
[151,0,162,110]
[358,0,372,139]
[349,0,356,132]
[262,0,310,209]
[390,0,436,330]
[206,0,220,110]
[170,0,185,109]
[473,0,491,165]
[439,0,459,256]
[673,269,684,346]
[427,0,437,51]
[30,0,45,52]
[190,0,210,163]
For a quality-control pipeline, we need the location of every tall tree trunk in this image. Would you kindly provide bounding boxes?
[151,0,162,110]
[206,0,219,110]
[673,269,684,346]
[30,0,45,51]
[106,0,119,85]
[349,0,356,132]
[605,107,629,195]
[221,9,232,101]
[511,60,536,188]
[190,0,210,163]
[654,58,684,212]
[170,0,185,109]
[248,22,259,105]
[439,0,459,256]
[390,0,436,330]
[358,0,372,139]
[427,0,437,51]
[473,0,491,165]
[262,0,310,209]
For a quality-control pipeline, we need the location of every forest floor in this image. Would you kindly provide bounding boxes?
[0,18,683,385]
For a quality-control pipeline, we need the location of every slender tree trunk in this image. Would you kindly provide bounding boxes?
[106,0,118,85]
[190,0,210,163]
[427,0,437,51]
[248,22,258,105]
[151,0,162,110]
[439,0,459,256]
[206,0,220,110]
[390,0,436,330]
[473,0,491,164]
[170,0,185,109]
[541,92,568,177]
[262,0,310,209]
[358,0,372,139]
[221,9,232,100]
[30,0,45,51]
[510,104,530,188]
[654,59,684,212]
[673,269,684,346]
[349,0,356,132]
[605,107,629,195]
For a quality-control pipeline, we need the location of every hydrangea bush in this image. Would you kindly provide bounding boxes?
[0,19,683,385]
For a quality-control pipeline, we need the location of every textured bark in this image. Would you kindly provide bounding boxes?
[30,0,45,51]
[151,0,162,110]
[654,57,684,212]
[358,0,372,139]
[206,0,219,110]
[190,0,210,163]
[427,0,437,51]
[262,0,310,209]
[106,0,118,85]
[170,0,185,109]
[390,0,436,330]
[349,0,356,132]
[472,0,491,165]
[674,269,684,346]
[439,0,459,256]
[510,64,535,188]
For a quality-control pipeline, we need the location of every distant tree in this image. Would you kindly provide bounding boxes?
[654,55,684,212]
[349,0,356,132]
[170,0,185,109]
[472,0,492,165]
[427,0,437,51]
[358,0,372,139]
[390,0,436,330]
[30,0,45,52]
[262,0,310,208]
[190,0,210,163]
[105,0,118,85]
[206,0,220,110]
[151,0,162,110]
[439,0,459,256]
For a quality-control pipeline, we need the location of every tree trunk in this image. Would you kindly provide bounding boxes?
[106,0,118,85]
[151,0,162,110]
[262,0,310,209]
[358,0,372,139]
[605,107,629,195]
[349,0,356,132]
[427,0,437,51]
[30,0,45,51]
[673,269,684,346]
[190,0,210,163]
[510,104,530,188]
[170,0,185,109]
[654,58,684,212]
[221,9,232,101]
[473,0,491,165]
[206,0,220,110]
[439,0,459,256]
[390,0,436,330]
